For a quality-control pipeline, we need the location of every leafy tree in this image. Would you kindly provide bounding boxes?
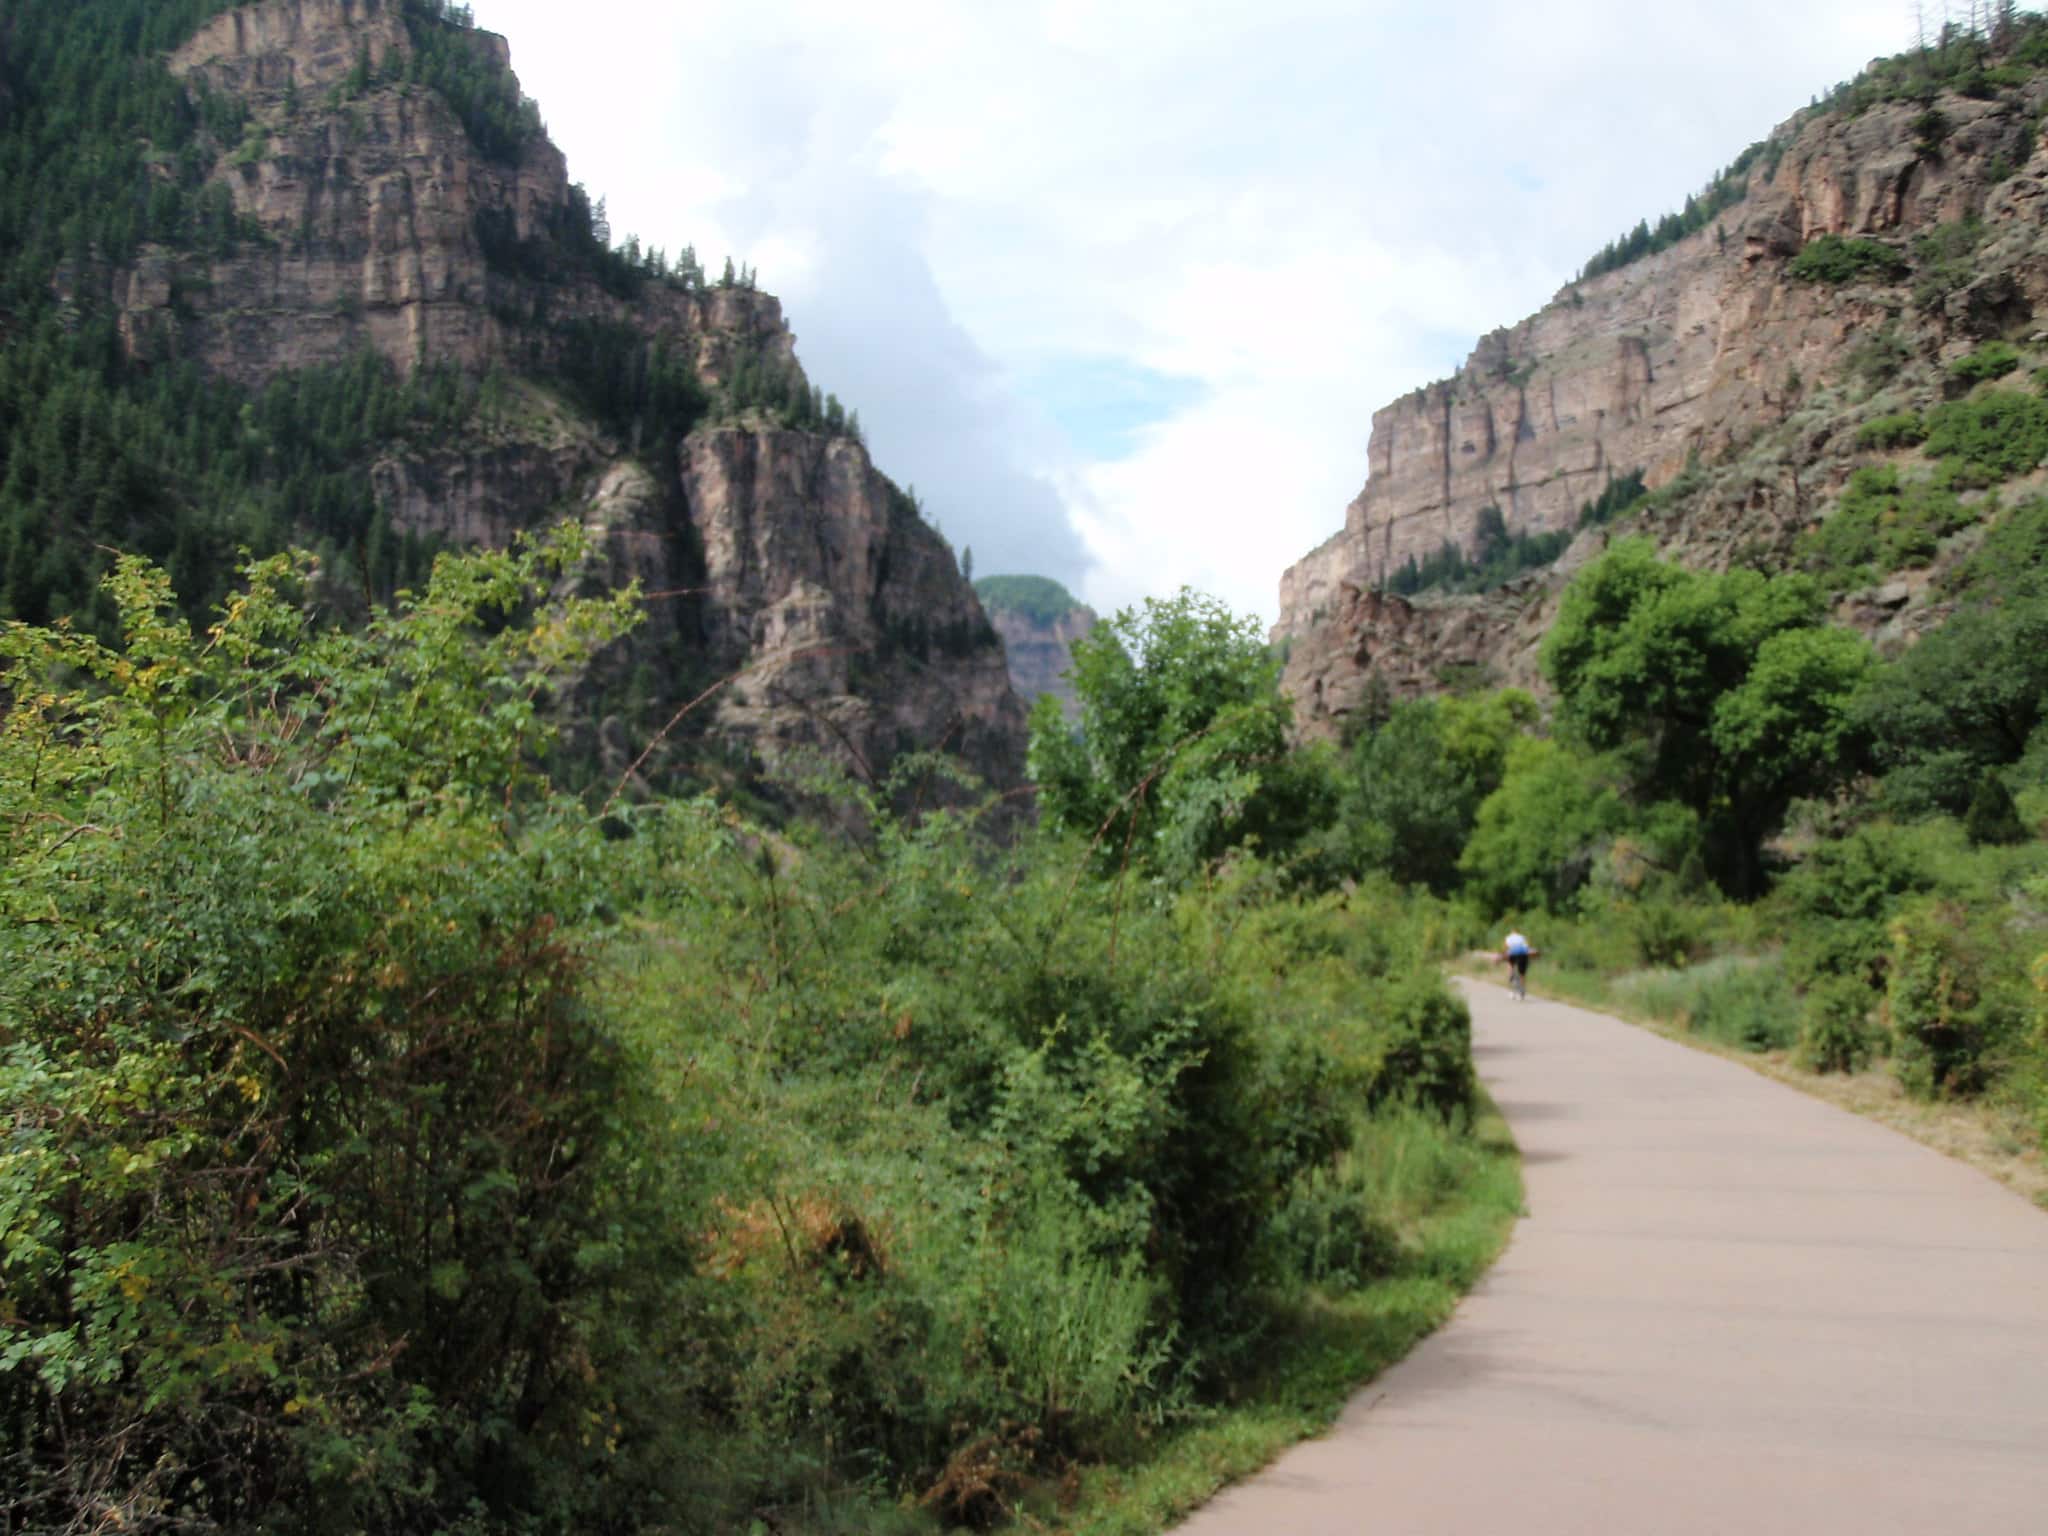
[1543,538,1869,893]
[1857,596,2048,815]
[1964,771,2030,845]
[0,529,687,1531]
[1329,690,1537,891]
[1458,737,1632,914]
[1029,590,1316,880]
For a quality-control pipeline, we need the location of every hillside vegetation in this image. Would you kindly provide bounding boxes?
[975,574,1085,626]
[0,546,1519,1532]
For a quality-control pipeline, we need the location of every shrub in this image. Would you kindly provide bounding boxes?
[1949,340,2024,385]
[982,1195,1173,1451]
[1689,958,1801,1051]
[1800,464,1976,586]
[1847,327,1913,390]
[1629,897,1701,967]
[1797,975,1880,1073]
[1778,823,1942,989]
[1965,771,2030,846]
[1912,217,1988,312]
[1859,597,2048,816]
[1886,899,2024,1098]
[1617,955,1799,1051]
[1266,1169,1402,1291]
[0,533,669,1532]
[1856,411,1926,449]
[1924,389,2048,484]
[1787,234,1908,285]
[1360,972,1478,1120]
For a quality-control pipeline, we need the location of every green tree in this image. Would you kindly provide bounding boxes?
[1964,771,2030,845]
[1457,737,1631,914]
[1331,689,1537,891]
[1856,596,2048,816]
[1542,538,1866,893]
[0,528,683,1531]
[1028,589,1313,879]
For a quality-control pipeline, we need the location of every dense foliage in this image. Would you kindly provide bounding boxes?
[1028,591,1325,882]
[1786,234,1910,285]
[1,340,474,630]
[1542,538,1873,894]
[400,1,544,164]
[1,539,1507,1533]
[0,531,653,1530]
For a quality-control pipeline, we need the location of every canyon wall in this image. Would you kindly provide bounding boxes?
[1278,72,2048,740]
[108,0,1026,791]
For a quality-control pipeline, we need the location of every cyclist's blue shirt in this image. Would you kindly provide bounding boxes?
[1505,933,1530,956]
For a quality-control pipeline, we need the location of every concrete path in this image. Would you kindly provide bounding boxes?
[1175,979,2048,1535]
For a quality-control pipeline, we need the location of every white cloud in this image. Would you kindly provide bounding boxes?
[472,0,1905,622]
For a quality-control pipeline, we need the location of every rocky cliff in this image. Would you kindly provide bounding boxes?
[1278,52,2048,740]
[975,576,1097,716]
[103,0,1026,793]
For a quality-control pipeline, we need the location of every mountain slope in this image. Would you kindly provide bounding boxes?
[975,573,1097,714]
[0,0,1025,796]
[1277,21,2048,738]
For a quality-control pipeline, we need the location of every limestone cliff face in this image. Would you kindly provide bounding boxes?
[117,0,1025,790]
[1278,68,2048,740]
[983,601,1097,716]
[682,428,1021,787]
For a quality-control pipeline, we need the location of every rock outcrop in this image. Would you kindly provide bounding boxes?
[975,578,1097,716]
[1278,64,2048,741]
[116,0,1026,792]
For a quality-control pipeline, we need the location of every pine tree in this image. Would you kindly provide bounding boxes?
[1964,772,2028,845]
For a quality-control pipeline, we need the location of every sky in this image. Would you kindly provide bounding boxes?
[467,0,1903,623]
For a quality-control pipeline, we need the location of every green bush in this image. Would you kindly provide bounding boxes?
[1950,340,2024,385]
[1777,823,1943,989]
[1855,411,1926,449]
[1629,898,1702,967]
[1615,955,1800,1051]
[1886,899,2025,1098]
[1360,972,1478,1119]
[1800,464,1976,586]
[1797,975,1880,1073]
[1912,217,1988,312]
[1787,234,1908,285]
[1965,772,2030,846]
[1858,597,2048,816]
[1265,1169,1402,1291]
[1924,389,2048,484]
[0,533,673,1532]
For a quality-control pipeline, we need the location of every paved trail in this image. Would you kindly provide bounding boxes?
[1176,979,2048,1535]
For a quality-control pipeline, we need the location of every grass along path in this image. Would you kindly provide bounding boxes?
[1054,1095,1522,1536]
[1458,953,2048,1209]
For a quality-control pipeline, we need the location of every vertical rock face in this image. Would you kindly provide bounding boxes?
[972,577,1098,717]
[121,0,1026,791]
[1277,70,2048,741]
[682,429,1023,787]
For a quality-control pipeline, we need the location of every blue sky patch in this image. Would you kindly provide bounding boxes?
[1022,357,1207,461]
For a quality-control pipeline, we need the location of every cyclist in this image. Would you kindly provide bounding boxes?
[1502,928,1534,1000]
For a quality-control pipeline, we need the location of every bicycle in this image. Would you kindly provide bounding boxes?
[1503,947,1537,1001]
